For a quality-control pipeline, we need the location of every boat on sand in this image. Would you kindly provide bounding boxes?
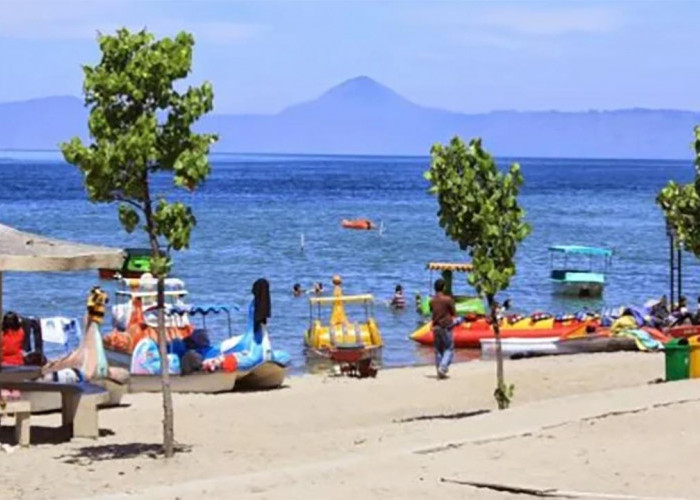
[410,313,595,348]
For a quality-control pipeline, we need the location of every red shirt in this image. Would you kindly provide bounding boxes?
[2,327,25,365]
[430,292,456,329]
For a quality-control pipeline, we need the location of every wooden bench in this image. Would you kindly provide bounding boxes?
[0,400,31,446]
[0,381,107,439]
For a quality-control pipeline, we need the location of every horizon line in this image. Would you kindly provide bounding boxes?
[0,147,693,164]
[2,94,700,117]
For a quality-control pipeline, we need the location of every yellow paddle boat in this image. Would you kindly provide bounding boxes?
[305,276,382,351]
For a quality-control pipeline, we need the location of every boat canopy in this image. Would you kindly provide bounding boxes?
[171,304,231,316]
[426,262,473,272]
[310,294,374,305]
[548,245,613,257]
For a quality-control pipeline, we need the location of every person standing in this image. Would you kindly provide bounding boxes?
[430,278,456,379]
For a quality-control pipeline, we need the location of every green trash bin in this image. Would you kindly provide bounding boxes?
[665,338,690,381]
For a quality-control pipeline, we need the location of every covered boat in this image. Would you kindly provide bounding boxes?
[410,313,594,348]
[549,245,613,297]
[416,262,485,317]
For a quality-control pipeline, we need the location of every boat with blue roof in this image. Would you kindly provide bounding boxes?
[549,245,613,298]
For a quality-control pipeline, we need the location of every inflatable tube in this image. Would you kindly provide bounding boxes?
[341,219,375,230]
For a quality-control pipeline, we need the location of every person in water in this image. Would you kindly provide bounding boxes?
[390,284,406,310]
[429,278,456,379]
[313,282,324,295]
[292,283,304,297]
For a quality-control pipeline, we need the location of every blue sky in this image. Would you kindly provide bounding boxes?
[0,0,697,114]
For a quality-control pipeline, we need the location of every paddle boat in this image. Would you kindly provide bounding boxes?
[549,245,613,297]
[98,248,162,280]
[104,276,291,393]
[410,312,596,348]
[104,275,193,367]
[416,262,485,317]
[305,276,382,376]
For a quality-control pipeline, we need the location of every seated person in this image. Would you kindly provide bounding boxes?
[1,311,25,366]
[693,296,700,326]
[648,295,670,328]
[670,296,692,326]
[390,284,406,309]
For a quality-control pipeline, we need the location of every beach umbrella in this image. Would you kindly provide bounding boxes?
[0,222,125,321]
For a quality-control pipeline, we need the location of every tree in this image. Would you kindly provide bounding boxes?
[657,126,700,257]
[425,137,531,409]
[61,28,217,457]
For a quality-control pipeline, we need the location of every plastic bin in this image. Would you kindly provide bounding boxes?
[688,336,700,379]
[665,338,689,381]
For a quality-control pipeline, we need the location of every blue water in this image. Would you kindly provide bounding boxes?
[0,151,697,371]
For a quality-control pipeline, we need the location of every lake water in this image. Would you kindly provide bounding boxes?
[0,151,697,371]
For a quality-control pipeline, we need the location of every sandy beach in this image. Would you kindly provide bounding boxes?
[2,351,698,499]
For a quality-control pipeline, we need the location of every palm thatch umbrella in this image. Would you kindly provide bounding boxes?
[0,222,125,319]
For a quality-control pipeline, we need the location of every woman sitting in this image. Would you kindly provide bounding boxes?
[2,311,25,366]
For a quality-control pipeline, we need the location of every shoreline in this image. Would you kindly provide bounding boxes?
[5,350,692,499]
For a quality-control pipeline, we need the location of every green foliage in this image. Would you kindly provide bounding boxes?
[657,126,700,255]
[61,28,218,276]
[494,382,515,410]
[425,137,531,299]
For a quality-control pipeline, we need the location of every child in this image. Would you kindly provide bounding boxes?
[390,284,406,310]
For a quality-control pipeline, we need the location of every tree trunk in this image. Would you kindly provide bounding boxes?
[156,275,175,457]
[488,294,507,410]
[143,194,175,458]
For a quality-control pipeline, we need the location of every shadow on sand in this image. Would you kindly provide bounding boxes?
[56,442,192,464]
[0,425,115,445]
[395,409,490,423]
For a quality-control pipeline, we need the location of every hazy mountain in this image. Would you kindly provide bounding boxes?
[1,76,699,159]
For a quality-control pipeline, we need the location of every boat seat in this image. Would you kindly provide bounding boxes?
[0,380,107,439]
[330,323,364,348]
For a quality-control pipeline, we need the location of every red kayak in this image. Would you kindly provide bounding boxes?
[410,316,593,348]
[341,219,375,230]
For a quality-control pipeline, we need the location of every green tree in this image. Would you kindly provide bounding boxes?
[657,126,700,256]
[425,137,531,409]
[61,28,217,457]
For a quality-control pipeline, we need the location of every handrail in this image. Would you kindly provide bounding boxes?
[309,294,374,305]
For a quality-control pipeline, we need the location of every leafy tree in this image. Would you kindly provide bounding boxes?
[657,126,700,257]
[425,137,531,409]
[61,28,217,457]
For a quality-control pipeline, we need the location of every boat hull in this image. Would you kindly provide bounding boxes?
[411,318,591,348]
[551,280,604,298]
[417,295,485,317]
[129,371,238,394]
[235,362,287,390]
[480,334,637,359]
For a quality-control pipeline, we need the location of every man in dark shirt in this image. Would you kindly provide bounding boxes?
[430,278,456,379]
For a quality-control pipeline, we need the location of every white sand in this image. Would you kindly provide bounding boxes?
[2,351,698,499]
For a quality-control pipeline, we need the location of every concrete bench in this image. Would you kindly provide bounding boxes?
[0,381,107,439]
[0,400,31,446]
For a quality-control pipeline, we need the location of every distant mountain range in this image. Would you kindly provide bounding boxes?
[1,76,699,159]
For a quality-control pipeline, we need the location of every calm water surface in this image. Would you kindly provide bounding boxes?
[0,151,697,371]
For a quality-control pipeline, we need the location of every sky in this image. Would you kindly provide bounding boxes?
[0,0,698,114]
